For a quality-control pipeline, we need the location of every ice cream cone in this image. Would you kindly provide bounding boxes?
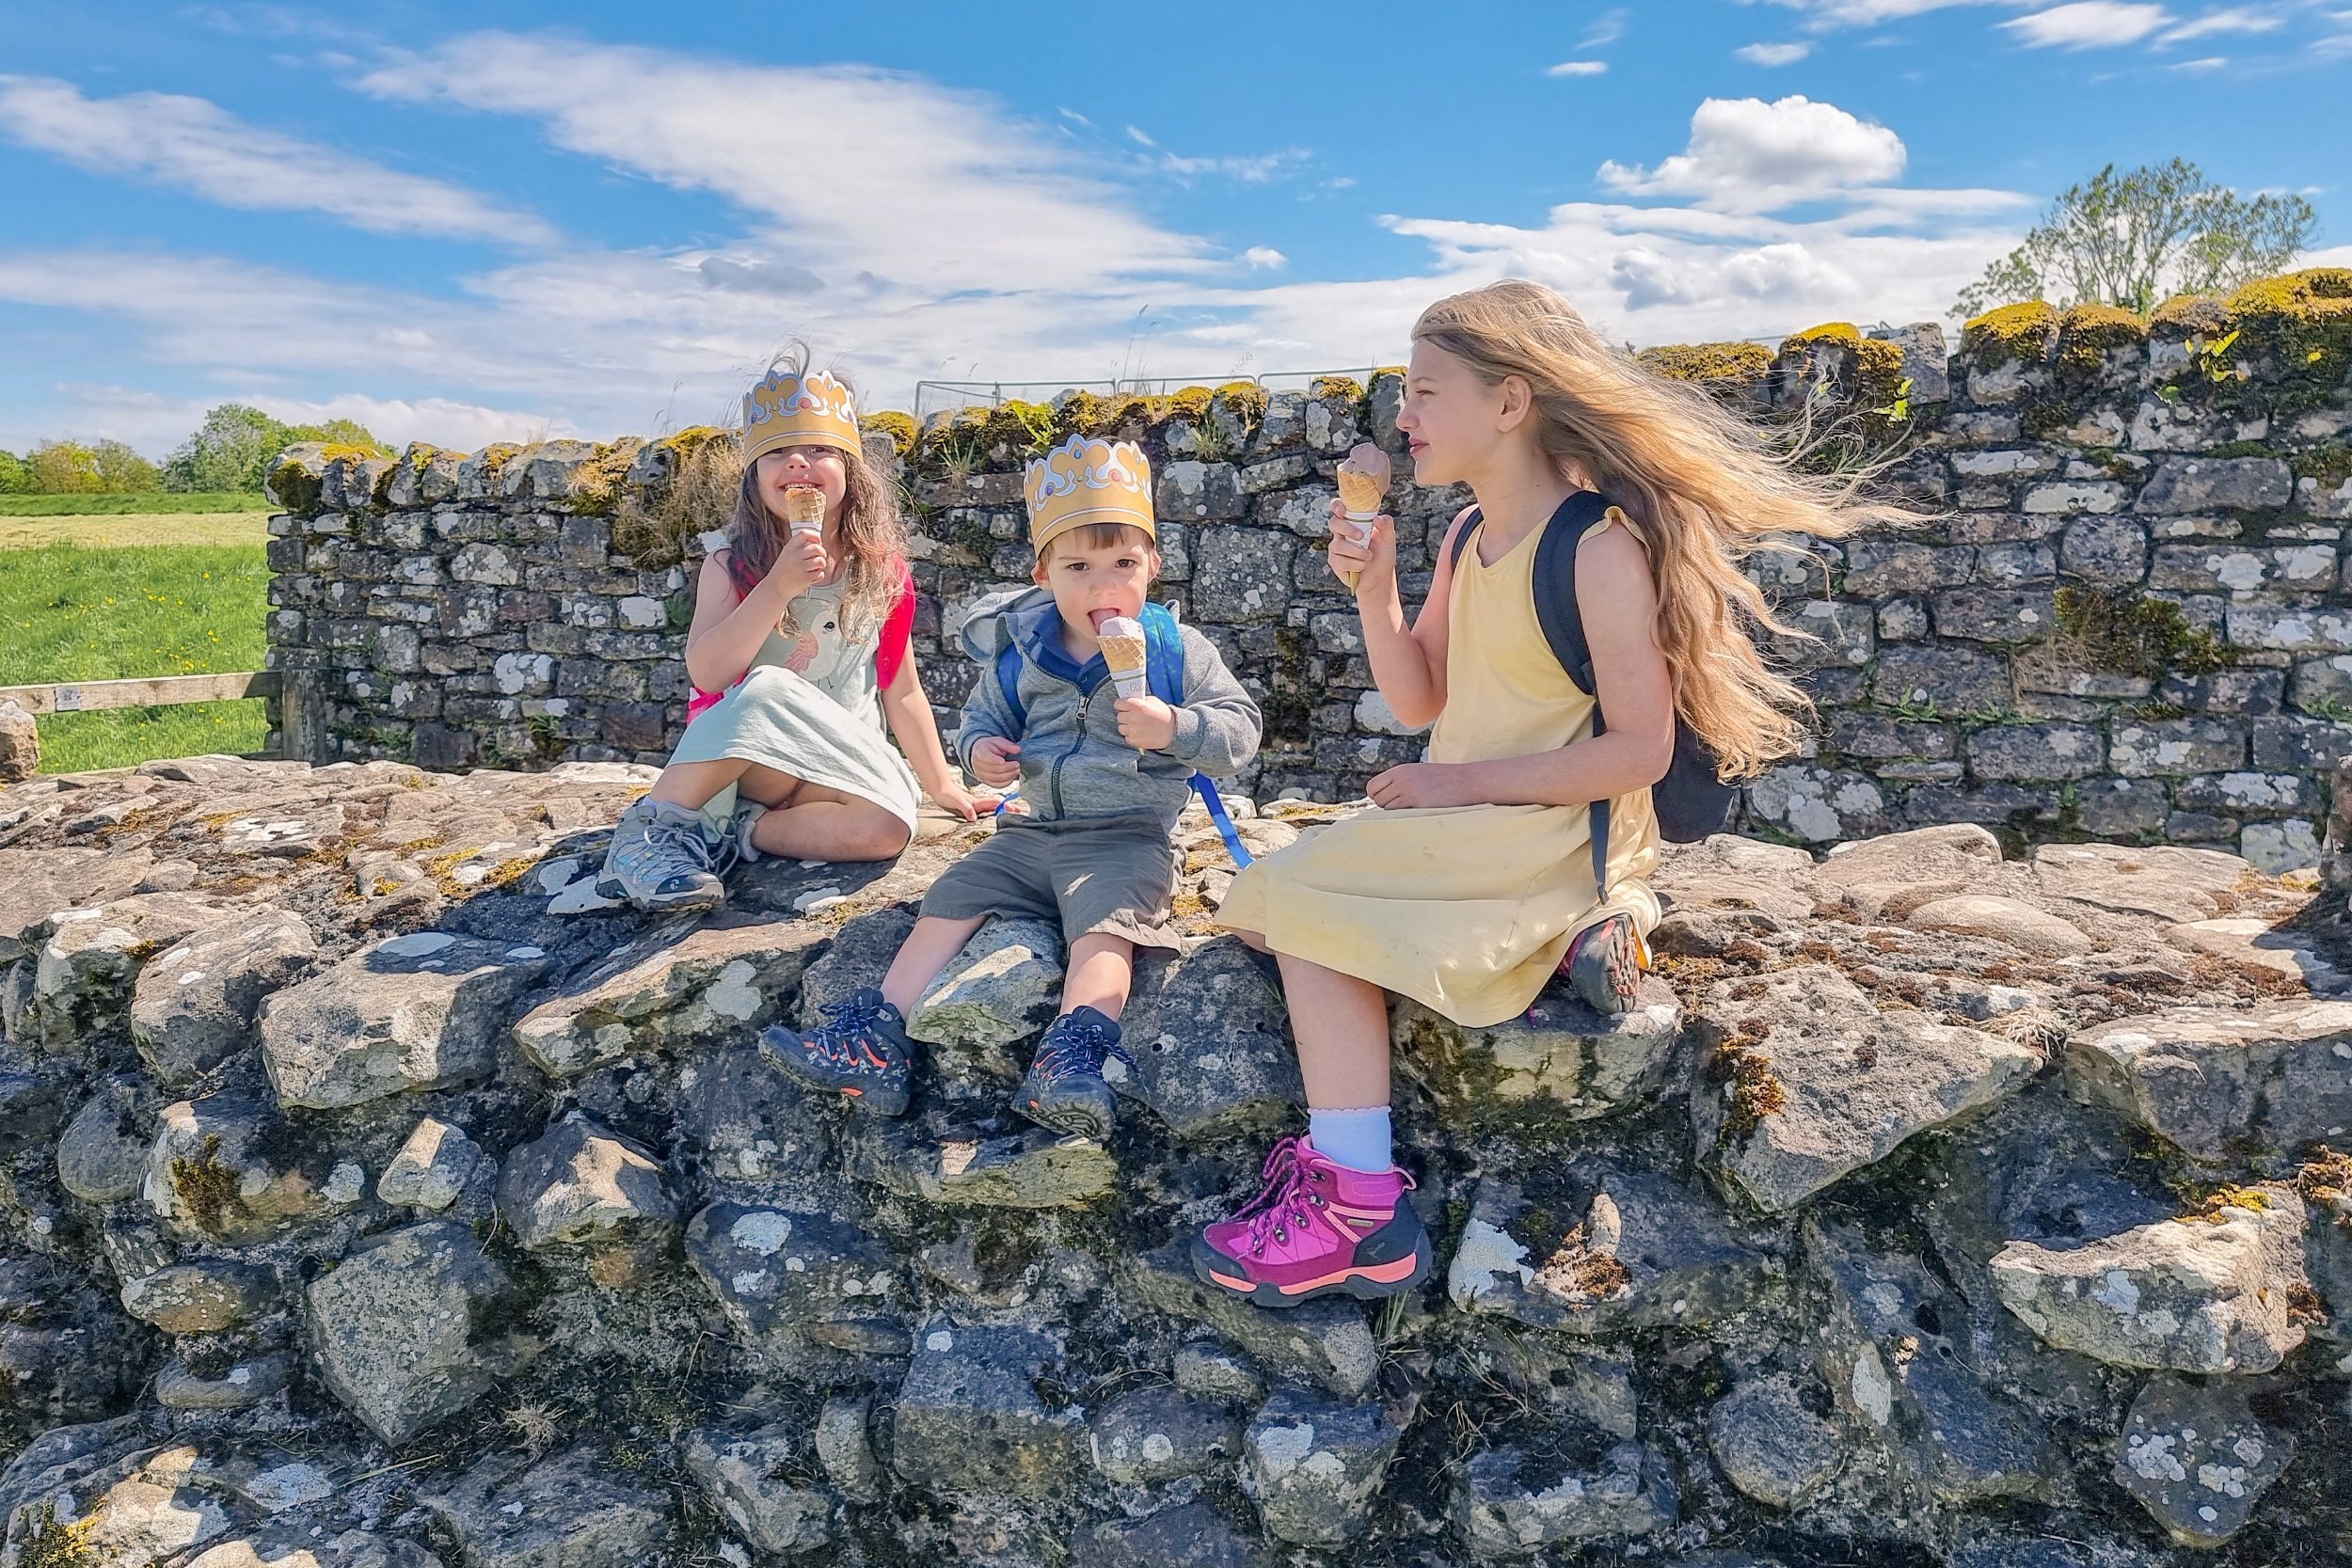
[783,485,826,534]
[1097,615,1150,701]
[1333,443,1391,587]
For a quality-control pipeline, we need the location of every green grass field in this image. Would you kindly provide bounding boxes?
[1,534,271,773]
[0,491,270,516]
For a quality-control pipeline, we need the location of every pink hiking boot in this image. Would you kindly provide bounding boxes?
[1189,1135,1431,1307]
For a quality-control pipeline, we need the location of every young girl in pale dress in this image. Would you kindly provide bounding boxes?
[598,361,993,911]
[1192,280,1900,1307]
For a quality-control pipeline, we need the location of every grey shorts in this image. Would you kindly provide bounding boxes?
[919,814,1181,952]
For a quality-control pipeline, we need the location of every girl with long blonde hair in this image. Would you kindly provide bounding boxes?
[1192,278,1903,1307]
[597,355,995,911]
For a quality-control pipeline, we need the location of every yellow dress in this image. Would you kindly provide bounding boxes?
[1216,504,1662,1027]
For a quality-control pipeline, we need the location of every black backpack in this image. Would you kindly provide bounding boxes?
[1445,491,1736,887]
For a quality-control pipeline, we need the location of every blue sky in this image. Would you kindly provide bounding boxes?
[3,0,2346,458]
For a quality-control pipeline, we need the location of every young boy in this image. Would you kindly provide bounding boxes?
[761,434,1263,1135]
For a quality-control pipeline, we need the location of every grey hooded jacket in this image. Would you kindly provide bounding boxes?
[953,587,1263,827]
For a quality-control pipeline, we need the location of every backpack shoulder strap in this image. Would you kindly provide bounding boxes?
[1136,602,1251,869]
[1444,507,1484,574]
[1530,491,1617,698]
[993,641,1027,730]
[1529,491,1621,901]
[1138,603,1185,706]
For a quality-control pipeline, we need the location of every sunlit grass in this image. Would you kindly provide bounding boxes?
[0,539,271,772]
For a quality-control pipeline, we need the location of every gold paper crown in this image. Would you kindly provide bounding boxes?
[743,368,862,460]
[1023,435,1155,553]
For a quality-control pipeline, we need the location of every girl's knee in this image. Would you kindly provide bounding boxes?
[841,807,913,862]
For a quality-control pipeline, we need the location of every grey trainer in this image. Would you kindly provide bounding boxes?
[596,797,728,911]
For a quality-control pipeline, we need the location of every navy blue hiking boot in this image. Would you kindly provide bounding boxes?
[759,987,914,1117]
[1014,1006,1134,1140]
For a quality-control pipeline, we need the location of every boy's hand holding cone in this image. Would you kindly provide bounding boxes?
[1098,613,1175,750]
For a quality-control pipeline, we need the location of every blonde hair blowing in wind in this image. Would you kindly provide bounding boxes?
[1411,280,1911,780]
[728,349,909,643]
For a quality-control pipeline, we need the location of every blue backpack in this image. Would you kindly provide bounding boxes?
[992,601,1253,867]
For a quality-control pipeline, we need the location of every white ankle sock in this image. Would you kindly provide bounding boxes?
[1308,1107,1393,1173]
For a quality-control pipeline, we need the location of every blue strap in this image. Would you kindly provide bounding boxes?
[1140,605,1251,867]
[993,641,1027,729]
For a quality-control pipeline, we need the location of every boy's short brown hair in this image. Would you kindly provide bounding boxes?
[1037,521,1159,566]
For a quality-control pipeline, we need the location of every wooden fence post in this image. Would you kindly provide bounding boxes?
[281,670,332,765]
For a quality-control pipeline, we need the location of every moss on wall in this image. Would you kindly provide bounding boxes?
[1637,341,1773,392]
[860,411,919,459]
[1961,300,2060,370]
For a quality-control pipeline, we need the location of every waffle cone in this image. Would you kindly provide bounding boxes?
[1098,633,1148,680]
[1335,468,1385,516]
[783,486,827,529]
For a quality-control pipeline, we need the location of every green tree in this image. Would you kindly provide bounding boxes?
[28,439,104,493]
[1954,158,2317,319]
[0,449,26,493]
[166,403,286,492]
[165,404,388,493]
[91,439,160,492]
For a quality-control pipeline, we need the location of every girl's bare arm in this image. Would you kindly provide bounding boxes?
[682,549,808,692]
[877,654,961,799]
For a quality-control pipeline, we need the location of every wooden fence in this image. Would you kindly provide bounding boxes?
[0,669,332,763]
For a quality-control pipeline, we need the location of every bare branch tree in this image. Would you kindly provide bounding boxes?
[1952,158,2317,319]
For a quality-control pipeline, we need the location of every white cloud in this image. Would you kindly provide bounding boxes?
[2169,51,2234,64]
[1125,125,1311,182]
[1581,8,1630,46]
[357,33,1214,294]
[2001,2,2177,47]
[0,75,552,245]
[1738,40,1819,62]
[1548,59,1611,75]
[264,393,571,451]
[1243,247,1288,269]
[2158,5,2285,40]
[1597,95,1906,210]
[1747,0,2010,30]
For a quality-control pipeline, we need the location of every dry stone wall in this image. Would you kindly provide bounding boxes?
[6,757,2352,1566]
[262,272,2352,868]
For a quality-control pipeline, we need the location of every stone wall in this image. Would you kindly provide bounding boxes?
[262,270,2352,866]
[5,757,2352,1565]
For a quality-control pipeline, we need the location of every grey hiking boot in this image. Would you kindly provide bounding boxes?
[596,797,729,911]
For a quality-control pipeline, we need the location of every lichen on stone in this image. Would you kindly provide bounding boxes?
[170,1132,242,1234]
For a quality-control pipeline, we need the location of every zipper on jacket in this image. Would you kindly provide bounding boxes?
[1047,683,1105,817]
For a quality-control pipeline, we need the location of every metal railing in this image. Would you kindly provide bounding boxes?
[912,369,1391,421]
[905,331,1858,420]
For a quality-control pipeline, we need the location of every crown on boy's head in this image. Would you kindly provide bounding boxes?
[1024,435,1155,554]
[743,368,862,460]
